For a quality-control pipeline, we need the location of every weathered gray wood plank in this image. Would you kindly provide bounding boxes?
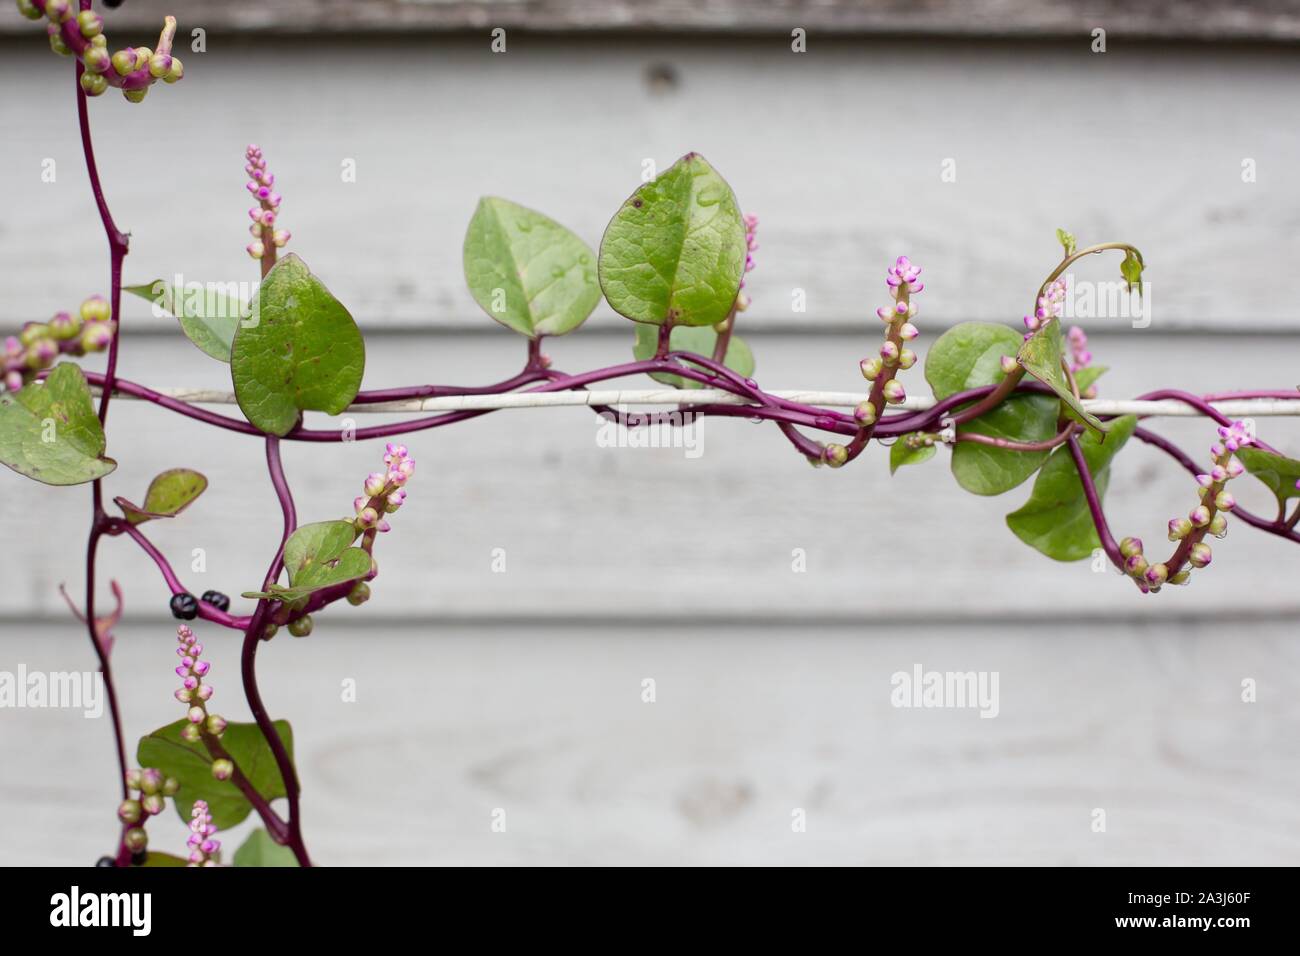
[1,332,1297,622]
[5,1,1300,42]
[4,621,1298,865]
[2,38,1299,330]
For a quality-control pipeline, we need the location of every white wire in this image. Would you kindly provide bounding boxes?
[95,387,1300,417]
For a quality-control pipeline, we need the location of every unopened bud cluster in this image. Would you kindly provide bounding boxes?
[3,295,114,392]
[734,214,759,313]
[20,3,183,102]
[839,256,923,466]
[1120,420,1253,593]
[1023,278,1065,335]
[245,145,290,260]
[186,799,221,867]
[353,443,415,535]
[117,767,179,854]
[172,625,229,769]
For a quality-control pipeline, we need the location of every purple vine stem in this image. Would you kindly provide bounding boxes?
[1067,433,1123,567]
[74,36,132,864]
[38,12,1297,862]
[1134,427,1300,544]
[239,438,311,866]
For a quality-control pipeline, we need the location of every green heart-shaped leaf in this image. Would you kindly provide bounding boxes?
[230,255,365,437]
[631,322,754,390]
[463,197,601,339]
[925,322,1058,495]
[890,433,938,474]
[0,363,115,485]
[1236,446,1300,512]
[137,718,294,830]
[1017,321,1107,437]
[233,828,299,867]
[125,279,249,363]
[115,468,208,525]
[598,153,747,328]
[243,520,370,605]
[1006,415,1137,560]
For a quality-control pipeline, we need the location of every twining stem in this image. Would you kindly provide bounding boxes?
[949,367,1026,427]
[1134,427,1300,545]
[957,424,1078,453]
[262,438,296,588]
[106,520,252,630]
[1067,433,1123,567]
[241,437,311,866]
[199,733,289,842]
[74,55,132,861]
[711,304,738,365]
[1032,242,1141,315]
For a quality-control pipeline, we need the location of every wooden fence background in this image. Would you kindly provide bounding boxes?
[1,1,1298,865]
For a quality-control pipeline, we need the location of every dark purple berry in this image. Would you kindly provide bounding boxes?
[201,590,230,612]
[170,592,198,620]
[131,850,147,866]
[95,856,115,867]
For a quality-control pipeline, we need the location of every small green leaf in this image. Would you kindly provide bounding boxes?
[1120,248,1145,294]
[125,280,249,363]
[0,363,116,485]
[1073,365,1108,395]
[1056,228,1077,256]
[1006,415,1137,560]
[243,520,369,605]
[1017,322,1108,437]
[137,718,294,830]
[233,828,299,867]
[230,255,365,437]
[463,197,602,339]
[115,468,208,525]
[1236,446,1300,512]
[598,153,747,328]
[890,434,938,474]
[630,323,754,390]
[925,322,1058,495]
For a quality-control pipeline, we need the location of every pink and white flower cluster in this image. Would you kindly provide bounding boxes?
[1023,278,1066,334]
[173,624,227,750]
[187,800,221,867]
[735,214,759,312]
[353,444,416,534]
[245,145,290,260]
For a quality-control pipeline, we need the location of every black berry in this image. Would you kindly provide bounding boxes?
[131,850,147,867]
[170,592,199,620]
[94,856,115,867]
[201,590,230,612]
